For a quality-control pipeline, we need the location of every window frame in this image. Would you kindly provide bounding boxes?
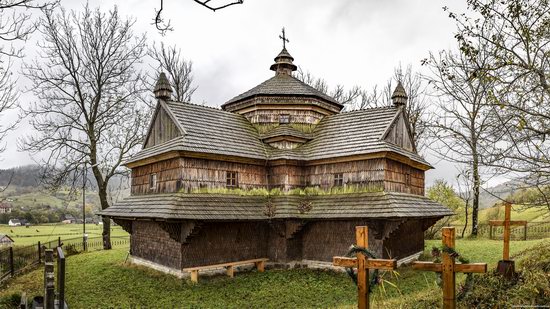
[149,173,157,190]
[334,173,344,187]
[226,171,239,188]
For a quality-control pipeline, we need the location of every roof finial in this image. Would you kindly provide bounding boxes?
[154,72,173,100]
[391,81,408,107]
[279,27,289,49]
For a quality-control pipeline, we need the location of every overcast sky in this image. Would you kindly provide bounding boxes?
[1,0,505,187]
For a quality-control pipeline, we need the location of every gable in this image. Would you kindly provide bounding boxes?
[383,111,415,152]
[144,105,183,148]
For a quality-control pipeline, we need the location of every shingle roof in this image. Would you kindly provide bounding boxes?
[126,102,430,168]
[259,125,313,141]
[99,192,453,220]
[222,74,342,106]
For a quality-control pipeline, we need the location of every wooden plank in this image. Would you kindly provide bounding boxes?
[356,226,368,309]
[455,263,487,273]
[365,259,397,270]
[333,257,357,268]
[442,227,456,309]
[412,261,442,272]
[490,220,527,226]
[503,203,511,260]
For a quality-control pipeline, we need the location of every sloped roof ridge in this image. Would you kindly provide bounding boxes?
[337,105,396,115]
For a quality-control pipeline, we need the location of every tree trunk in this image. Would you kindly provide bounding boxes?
[471,154,480,236]
[98,184,112,249]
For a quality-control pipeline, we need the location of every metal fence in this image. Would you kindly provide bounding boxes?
[0,235,129,284]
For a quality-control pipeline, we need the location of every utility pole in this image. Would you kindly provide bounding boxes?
[83,162,87,251]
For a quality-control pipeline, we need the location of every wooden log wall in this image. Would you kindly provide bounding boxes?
[131,158,183,195]
[268,164,305,190]
[245,108,324,125]
[304,159,386,191]
[384,159,424,195]
[179,158,267,192]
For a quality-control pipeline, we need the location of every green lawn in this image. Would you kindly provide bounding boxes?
[0,224,128,246]
[1,237,547,308]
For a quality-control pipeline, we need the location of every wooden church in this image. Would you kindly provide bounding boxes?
[100,39,452,275]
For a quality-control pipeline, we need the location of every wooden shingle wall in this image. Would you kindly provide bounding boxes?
[384,113,414,152]
[144,106,182,148]
[384,159,425,195]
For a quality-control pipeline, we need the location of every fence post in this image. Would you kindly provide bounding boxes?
[57,247,65,307]
[9,247,14,277]
[44,249,55,309]
[489,225,493,240]
[524,224,528,241]
[37,241,42,263]
[58,237,61,248]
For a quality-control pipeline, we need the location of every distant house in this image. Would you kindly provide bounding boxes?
[8,219,21,226]
[0,202,12,214]
[0,234,14,247]
[62,214,76,223]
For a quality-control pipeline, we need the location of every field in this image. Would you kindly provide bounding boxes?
[0,237,547,308]
[0,224,128,246]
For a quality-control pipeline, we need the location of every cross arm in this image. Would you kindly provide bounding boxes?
[412,261,442,272]
[455,263,487,273]
[489,220,528,226]
[333,257,397,270]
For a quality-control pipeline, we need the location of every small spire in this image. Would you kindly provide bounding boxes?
[270,28,297,76]
[154,72,172,100]
[391,81,408,106]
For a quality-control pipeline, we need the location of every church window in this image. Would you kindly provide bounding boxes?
[226,171,238,188]
[405,172,411,186]
[149,174,157,190]
[334,173,344,187]
[279,114,290,124]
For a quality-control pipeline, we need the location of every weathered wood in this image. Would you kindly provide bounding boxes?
[144,105,182,148]
[333,226,397,309]
[490,202,525,260]
[412,227,488,309]
[442,228,455,309]
[356,226,368,309]
[454,263,487,273]
[183,258,269,283]
[412,261,442,272]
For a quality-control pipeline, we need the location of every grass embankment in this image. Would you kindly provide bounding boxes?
[1,237,548,308]
[0,224,128,246]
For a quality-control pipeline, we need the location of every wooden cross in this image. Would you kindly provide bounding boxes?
[489,202,527,260]
[413,227,487,309]
[279,27,289,49]
[333,226,397,309]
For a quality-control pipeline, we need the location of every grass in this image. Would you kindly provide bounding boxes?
[1,237,548,308]
[0,224,128,246]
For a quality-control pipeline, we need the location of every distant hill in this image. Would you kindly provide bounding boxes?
[0,165,42,187]
[479,179,525,209]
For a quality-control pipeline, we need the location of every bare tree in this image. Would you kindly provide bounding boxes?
[20,4,150,249]
[0,0,58,153]
[447,0,550,209]
[424,43,497,236]
[149,42,197,102]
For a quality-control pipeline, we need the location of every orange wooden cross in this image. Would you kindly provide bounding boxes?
[489,202,527,260]
[332,226,397,309]
[413,227,487,309]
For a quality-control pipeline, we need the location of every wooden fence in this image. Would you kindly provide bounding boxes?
[447,221,550,240]
[0,235,129,284]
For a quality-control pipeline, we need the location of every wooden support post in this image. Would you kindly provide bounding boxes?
[489,225,493,240]
[333,226,397,309]
[226,265,234,278]
[37,241,41,263]
[413,228,487,309]
[57,247,66,308]
[524,223,528,241]
[190,270,198,283]
[255,261,265,272]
